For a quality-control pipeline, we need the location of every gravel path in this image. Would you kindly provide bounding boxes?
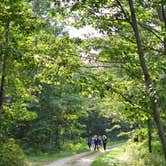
[71,151,101,166]
[45,144,124,166]
[45,150,103,166]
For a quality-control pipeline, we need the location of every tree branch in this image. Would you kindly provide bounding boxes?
[116,0,131,23]
[139,22,164,42]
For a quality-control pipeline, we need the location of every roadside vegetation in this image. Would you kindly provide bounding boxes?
[26,139,126,166]
[26,141,88,166]
[92,140,166,166]
[0,0,165,165]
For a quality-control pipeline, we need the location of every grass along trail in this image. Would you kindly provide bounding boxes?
[92,143,131,166]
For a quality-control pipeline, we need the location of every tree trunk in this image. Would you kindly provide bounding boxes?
[0,22,9,119]
[147,119,152,153]
[157,1,166,55]
[161,0,166,55]
[128,0,166,159]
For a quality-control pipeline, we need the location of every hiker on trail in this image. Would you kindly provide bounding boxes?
[94,135,99,151]
[87,137,92,150]
[91,136,95,150]
[102,135,107,151]
[98,136,103,150]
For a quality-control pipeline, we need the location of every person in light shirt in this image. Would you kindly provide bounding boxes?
[102,135,107,151]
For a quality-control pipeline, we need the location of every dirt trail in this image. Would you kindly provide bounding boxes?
[71,151,102,166]
[45,149,109,166]
[45,144,124,166]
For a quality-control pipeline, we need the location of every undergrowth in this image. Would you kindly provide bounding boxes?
[26,141,87,166]
[92,140,166,166]
[125,140,166,166]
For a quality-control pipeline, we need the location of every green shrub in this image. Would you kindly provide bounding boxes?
[125,141,166,166]
[63,142,87,153]
[0,138,27,166]
[63,143,74,150]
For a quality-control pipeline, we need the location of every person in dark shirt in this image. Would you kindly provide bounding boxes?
[102,135,107,151]
[87,137,92,150]
[94,135,99,151]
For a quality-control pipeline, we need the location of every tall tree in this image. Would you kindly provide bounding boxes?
[0,0,39,141]
[67,0,166,158]
[128,0,166,159]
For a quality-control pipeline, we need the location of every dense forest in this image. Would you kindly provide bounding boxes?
[0,0,165,165]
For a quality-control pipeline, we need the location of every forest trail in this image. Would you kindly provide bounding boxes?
[45,151,100,166]
[45,143,124,166]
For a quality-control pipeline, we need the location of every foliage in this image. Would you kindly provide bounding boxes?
[0,0,88,155]
[92,140,166,166]
[0,139,26,166]
[92,143,129,166]
[0,0,165,162]
[67,0,166,158]
[26,141,87,166]
[125,140,166,166]
[62,141,87,152]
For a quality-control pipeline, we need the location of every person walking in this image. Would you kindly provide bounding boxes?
[102,135,107,151]
[94,135,99,151]
[87,137,92,150]
[91,136,95,150]
[98,136,103,151]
